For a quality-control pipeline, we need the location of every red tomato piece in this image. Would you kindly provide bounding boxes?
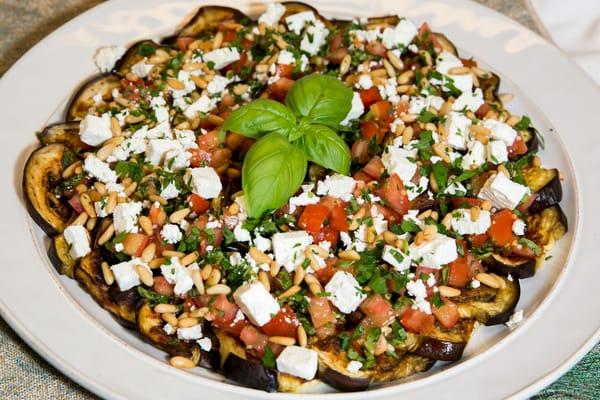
[122,233,150,257]
[361,120,379,141]
[370,101,392,122]
[447,249,471,288]
[351,140,371,164]
[488,209,517,247]
[298,204,330,233]
[187,148,211,167]
[329,204,349,232]
[68,194,84,214]
[432,301,460,329]
[470,233,489,247]
[310,226,339,248]
[451,197,483,209]
[508,135,528,157]
[363,156,385,179]
[375,174,410,216]
[327,48,349,63]
[308,296,335,329]
[211,294,239,326]
[353,170,374,183]
[359,87,382,108]
[276,64,294,79]
[400,308,435,334]
[314,263,336,285]
[261,306,300,337]
[360,294,393,327]
[188,194,210,214]
[366,41,387,56]
[240,325,268,354]
[268,77,294,101]
[153,276,174,296]
[176,37,194,51]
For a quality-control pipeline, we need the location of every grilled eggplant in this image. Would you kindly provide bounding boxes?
[455,277,520,325]
[521,127,542,154]
[414,319,475,362]
[523,167,562,213]
[223,354,279,392]
[37,121,84,152]
[66,74,121,121]
[114,41,164,77]
[486,253,536,279]
[526,205,568,251]
[480,71,501,104]
[48,234,77,278]
[165,6,248,43]
[433,33,458,56]
[23,144,74,235]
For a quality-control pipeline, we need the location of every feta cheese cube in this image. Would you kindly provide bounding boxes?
[325,271,366,314]
[406,279,431,314]
[190,167,222,199]
[131,59,154,78]
[276,346,318,381]
[164,147,190,171]
[483,119,518,146]
[63,225,91,258]
[300,20,329,56]
[381,19,417,50]
[316,174,357,200]
[285,11,316,34]
[444,180,467,196]
[346,360,363,373]
[161,223,182,244]
[446,73,473,95]
[272,231,312,272]
[435,51,463,75]
[233,224,251,242]
[163,323,176,335]
[84,155,117,184]
[112,202,142,234]
[277,50,295,65]
[160,182,180,200]
[289,190,319,212]
[233,281,280,326]
[94,45,126,73]
[478,173,529,210]
[405,175,429,201]
[79,114,112,146]
[146,121,172,139]
[512,219,526,235]
[110,258,149,291]
[445,112,471,150]
[461,140,486,170]
[487,139,508,164]
[174,129,197,149]
[160,258,198,296]
[357,74,373,89]
[146,139,182,166]
[382,245,410,272]
[505,309,524,329]
[197,337,212,352]
[340,92,365,126]
[203,47,240,70]
[409,233,458,268]
[207,75,231,96]
[450,209,492,235]
[95,199,109,218]
[451,88,484,112]
[177,324,203,340]
[258,2,286,26]
[184,95,217,119]
[381,146,418,183]
[254,235,272,252]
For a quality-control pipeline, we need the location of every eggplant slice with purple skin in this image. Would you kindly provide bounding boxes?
[523,167,562,214]
[66,73,122,121]
[37,121,85,153]
[163,6,249,44]
[113,40,166,77]
[23,144,75,236]
[455,277,520,325]
[485,253,536,279]
[525,205,568,252]
[48,234,78,278]
[414,319,476,362]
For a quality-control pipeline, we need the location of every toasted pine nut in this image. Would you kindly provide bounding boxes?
[249,247,271,264]
[162,312,178,326]
[270,261,281,277]
[338,250,361,261]
[180,251,198,266]
[124,182,137,197]
[135,264,154,287]
[96,142,116,161]
[476,273,500,289]
[442,213,453,230]
[401,126,414,145]
[232,84,249,96]
[148,194,167,206]
[490,273,506,289]
[212,31,223,49]
[448,66,470,75]
[438,285,461,297]
[307,245,329,258]
[149,258,165,269]
[258,271,271,291]
[206,114,224,126]
[189,307,208,318]
[481,200,492,211]
[101,262,114,286]
[169,208,190,223]
[109,117,121,136]
[370,68,387,78]
[71,212,89,226]
[414,231,426,245]
[201,264,213,280]
[293,265,306,286]
[79,193,96,218]
[191,269,205,295]
[155,303,178,314]
[383,231,397,245]
[86,217,97,231]
[167,79,185,90]
[297,326,307,347]
[349,208,366,231]
[97,223,115,245]
[429,171,440,193]
[206,284,231,295]
[141,243,156,263]
[418,209,433,220]
[62,161,82,179]
[162,250,185,258]
[386,50,404,70]
[400,113,418,123]
[278,285,301,300]
[497,164,510,177]
[139,216,153,235]
[340,54,352,76]
[206,268,221,286]
[178,317,199,328]
[269,336,296,346]
[170,356,196,369]
[382,59,396,78]
[106,192,118,214]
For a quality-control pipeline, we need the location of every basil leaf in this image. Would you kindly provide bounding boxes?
[294,124,351,175]
[285,74,353,128]
[219,99,297,140]
[242,133,307,217]
[431,161,448,191]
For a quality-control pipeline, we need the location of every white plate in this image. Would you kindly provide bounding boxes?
[0,0,598,399]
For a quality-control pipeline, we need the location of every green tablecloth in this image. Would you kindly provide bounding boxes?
[0,0,598,398]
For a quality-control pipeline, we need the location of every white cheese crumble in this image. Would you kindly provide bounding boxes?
[381,19,417,50]
[409,233,458,268]
[505,309,524,330]
[276,346,318,381]
[63,225,91,259]
[340,92,365,126]
[381,146,418,183]
[406,279,431,314]
[160,223,182,244]
[190,167,222,199]
[203,47,240,70]
[84,155,117,184]
[512,219,526,235]
[233,281,280,326]
[79,114,113,146]
[258,2,286,27]
[450,209,492,235]
[346,360,363,373]
[110,258,150,291]
[478,172,529,210]
[382,244,410,272]
[285,11,316,34]
[325,271,366,314]
[94,45,126,73]
[316,174,357,200]
[177,324,203,340]
[112,202,143,234]
[272,230,312,271]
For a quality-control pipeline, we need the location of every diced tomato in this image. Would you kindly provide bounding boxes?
[329,31,345,52]
[508,135,528,157]
[417,22,441,50]
[176,37,194,51]
[68,194,84,214]
[361,120,379,141]
[351,140,370,164]
[353,170,374,183]
[375,174,410,216]
[310,226,339,248]
[188,148,211,167]
[432,301,460,329]
[221,29,237,43]
[451,197,483,209]
[308,296,335,329]
[240,325,268,354]
[153,276,174,296]
[298,204,330,233]
[374,204,401,224]
[447,248,471,288]
[268,77,294,101]
[261,306,300,337]
[227,51,249,75]
[276,64,294,79]
[329,203,349,232]
[488,209,516,247]
[470,233,489,247]
[151,229,173,257]
[188,194,210,214]
[210,294,239,326]
[122,233,150,257]
[314,262,336,284]
[366,40,387,56]
[359,87,382,108]
[517,193,537,213]
[400,308,435,334]
[360,294,393,327]
[327,47,349,63]
[198,228,223,256]
[363,156,385,179]
[475,102,492,119]
[197,130,220,151]
[370,101,392,122]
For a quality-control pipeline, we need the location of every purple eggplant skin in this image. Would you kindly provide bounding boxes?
[65,73,122,121]
[528,175,563,214]
[319,368,370,392]
[486,254,536,280]
[415,338,466,362]
[223,354,278,392]
[485,279,521,326]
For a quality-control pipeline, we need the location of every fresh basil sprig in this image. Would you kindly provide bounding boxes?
[221,74,354,218]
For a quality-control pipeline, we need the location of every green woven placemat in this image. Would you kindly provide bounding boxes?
[0,0,598,399]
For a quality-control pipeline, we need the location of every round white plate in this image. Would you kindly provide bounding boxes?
[1,0,599,399]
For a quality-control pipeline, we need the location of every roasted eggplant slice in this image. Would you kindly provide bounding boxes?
[521,127,541,154]
[486,253,536,279]
[114,41,164,77]
[526,205,568,251]
[410,192,438,212]
[23,144,74,235]
[523,167,562,213]
[319,367,369,392]
[165,6,248,43]
[433,33,458,56]
[48,234,77,278]
[414,319,475,362]
[66,73,121,121]
[455,277,520,325]
[223,354,279,392]
[281,2,333,27]
[366,15,400,27]
[479,71,501,103]
[37,121,84,152]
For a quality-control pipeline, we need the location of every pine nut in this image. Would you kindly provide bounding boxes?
[123,182,137,197]
[206,114,224,126]
[106,192,118,214]
[180,251,198,266]
[155,303,178,314]
[178,317,199,328]
[97,223,115,245]
[418,209,433,220]
[201,265,213,280]
[232,84,249,96]
[386,50,404,70]
[110,117,121,136]
[270,261,280,277]
[269,336,296,346]
[149,258,165,269]
[167,79,185,90]
[148,195,166,206]
[442,213,453,230]
[170,356,196,369]
[293,265,306,286]
[169,208,190,223]
[429,171,440,192]
[481,200,492,211]
[470,206,481,222]
[383,231,397,245]
[506,115,521,126]
[249,247,271,264]
[96,142,116,161]
[79,193,96,218]
[135,264,154,287]
[278,285,301,300]
[448,66,470,75]
[497,164,510,177]
[476,273,500,289]
[349,208,365,231]
[307,245,329,258]
[71,212,88,226]
[141,243,156,263]
[86,217,97,231]
[126,72,139,82]
[212,31,223,49]
[370,68,387,78]
[297,326,307,347]
[139,216,153,235]
[206,284,231,295]
[162,312,178,326]
[191,269,205,295]
[258,271,270,291]
[101,261,114,286]
[162,250,185,258]
[190,75,207,89]
[338,250,361,261]
[402,126,414,145]
[206,268,221,286]
[125,114,145,124]
[340,54,352,76]
[490,273,506,289]
[189,307,208,318]
[414,231,426,245]
[62,161,82,179]
[438,285,461,297]
[400,113,418,123]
